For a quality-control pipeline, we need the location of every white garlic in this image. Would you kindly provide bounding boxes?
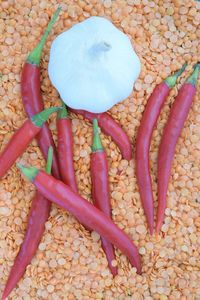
[48,16,141,113]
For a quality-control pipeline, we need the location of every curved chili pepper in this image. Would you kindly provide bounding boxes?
[91,119,117,276]
[156,63,199,233]
[18,165,141,274]
[70,108,132,160]
[21,7,61,179]
[0,107,60,179]
[57,103,78,193]
[1,147,53,300]
[135,64,187,234]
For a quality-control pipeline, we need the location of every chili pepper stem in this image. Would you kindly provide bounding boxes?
[186,63,200,86]
[27,6,61,65]
[92,119,104,152]
[57,102,69,119]
[17,164,39,181]
[31,106,61,127]
[164,62,187,88]
[46,147,53,174]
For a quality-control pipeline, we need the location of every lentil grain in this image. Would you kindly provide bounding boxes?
[1,0,199,299]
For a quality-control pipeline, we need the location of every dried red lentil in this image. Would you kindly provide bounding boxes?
[0,0,200,299]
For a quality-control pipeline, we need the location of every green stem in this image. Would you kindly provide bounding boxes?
[164,62,187,88]
[57,101,69,119]
[17,164,39,182]
[27,6,61,65]
[31,106,61,127]
[18,147,53,182]
[46,146,53,174]
[92,119,104,152]
[185,63,200,86]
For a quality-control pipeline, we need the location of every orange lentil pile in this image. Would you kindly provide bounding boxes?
[0,0,200,299]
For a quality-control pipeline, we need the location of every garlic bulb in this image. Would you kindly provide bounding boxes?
[48,16,141,113]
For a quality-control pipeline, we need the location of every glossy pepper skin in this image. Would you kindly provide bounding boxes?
[156,63,199,233]
[1,148,53,300]
[135,64,187,234]
[70,108,132,160]
[57,103,78,193]
[19,167,141,274]
[91,119,117,276]
[21,7,61,179]
[0,107,59,179]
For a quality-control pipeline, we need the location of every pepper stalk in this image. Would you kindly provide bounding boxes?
[18,149,53,189]
[18,164,39,182]
[46,146,53,174]
[164,62,187,88]
[27,6,61,65]
[92,119,104,152]
[186,63,200,86]
[57,101,69,120]
[31,106,61,127]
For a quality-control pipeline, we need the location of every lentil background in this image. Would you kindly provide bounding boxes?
[0,0,200,299]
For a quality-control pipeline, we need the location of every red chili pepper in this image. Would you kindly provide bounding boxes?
[1,147,53,300]
[57,103,78,193]
[156,63,199,233]
[70,108,132,160]
[0,107,60,179]
[18,165,142,274]
[21,7,61,179]
[135,64,187,234]
[91,119,117,276]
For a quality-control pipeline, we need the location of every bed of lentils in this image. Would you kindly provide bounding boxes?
[0,0,200,299]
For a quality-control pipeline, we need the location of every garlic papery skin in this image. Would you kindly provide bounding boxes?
[48,16,141,113]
